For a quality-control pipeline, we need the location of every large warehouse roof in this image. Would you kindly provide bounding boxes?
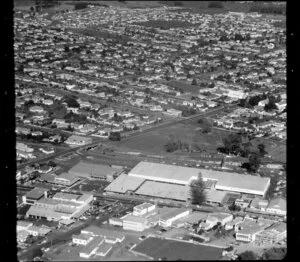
[104,173,145,194]
[135,181,189,201]
[129,162,200,185]
[128,162,270,196]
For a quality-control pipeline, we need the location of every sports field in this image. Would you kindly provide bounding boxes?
[132,236,223,260]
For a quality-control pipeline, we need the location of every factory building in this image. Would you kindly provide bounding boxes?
[105,161,271,202]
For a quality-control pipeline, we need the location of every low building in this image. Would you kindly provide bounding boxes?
[17,230,31,243]
[79,236,105,259]
[158,208,191,228]
[81,226,125,244]
[207,213,233,226]
[95,242,113,257]
[22,187,48,205]
[17,221,33,231]
[65,135,92,146]
[255,222,286,245]
[133,203,156,216]
[68,161,122,181]
[54,172,80,187]
[26,225,51,236]
[225,217,243,231]
[123,215,151,232]
[26,193,93,221]
[250,198,269,212]
[163,108,182,117]
[235,217,273,242]
[235,198,251,209]
[266,198,286,216]
[73,233,94,246]
[109,217,123,227]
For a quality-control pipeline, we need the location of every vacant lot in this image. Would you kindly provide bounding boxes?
[268,144,286,163]
[133,236,223,260]
[117,119,229,156]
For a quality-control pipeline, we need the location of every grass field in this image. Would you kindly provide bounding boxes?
[133,236,223,260]
[268,144,286,163]
[117,121,226,156]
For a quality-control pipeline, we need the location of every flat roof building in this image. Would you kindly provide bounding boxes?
[81,226,125,244]
[68,161,122,181]
[65,135,92,146]
[128,161,270,197]
[54,172,80,187]
[104,173,145,194]
[22,187,49,205]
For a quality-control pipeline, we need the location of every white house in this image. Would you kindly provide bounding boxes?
[73,233,94,246]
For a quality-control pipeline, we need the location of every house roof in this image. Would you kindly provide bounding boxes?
[95,242,113,255]
[25,187,47,200]
[81,226,125,240]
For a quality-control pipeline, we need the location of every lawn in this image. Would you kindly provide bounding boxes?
[133,236,223,260]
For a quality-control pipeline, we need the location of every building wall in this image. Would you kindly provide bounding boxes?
[123,221,148,232]
[236,233,253,242]
[73,237,92,246]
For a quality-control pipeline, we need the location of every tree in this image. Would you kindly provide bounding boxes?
[190,173,206,205]
[201,118,212,134]
[64,45,70,52]
[191,78,197,86]
[30,6,35,12]
[264,97,278,111]
[222,134,243,155]
[109,132,121,141]
[257,143,267,157]
[164,140,180,153]
[65,97,79,108]
[242,152,261,173]
[238,251,258,260]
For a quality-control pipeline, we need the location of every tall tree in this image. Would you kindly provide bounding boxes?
[190,173,206,205]
[257,143,267,157]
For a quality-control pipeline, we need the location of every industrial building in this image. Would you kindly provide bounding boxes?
[254,222,286,245]
[235,217,274,242]
[266,197,286,216]
[105,161,271,202]
[22,187,49,205]
[68,161,123,182]
[53,172,80,187]
[26,192,93,221]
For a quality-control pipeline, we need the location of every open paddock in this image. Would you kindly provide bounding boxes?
[117,121,227,156]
